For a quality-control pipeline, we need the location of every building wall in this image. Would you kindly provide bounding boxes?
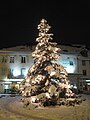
[57,54,78,74]
[78,57,90,76]
[0,53,33,80]
[59,45,90,91]
[0,46,34,93]
[0,45,90,93]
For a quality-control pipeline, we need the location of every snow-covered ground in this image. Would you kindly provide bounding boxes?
[0,94,90,120]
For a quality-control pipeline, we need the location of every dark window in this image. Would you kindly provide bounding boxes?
[70,61,73,65]
[80,48,88,57]
[21,56,26,63]
[63,50,68,52]
[89,60,90,66]
[1,56,7,63]
[82,60,86,66]
[10,56,14,63]
[82,70,87,76]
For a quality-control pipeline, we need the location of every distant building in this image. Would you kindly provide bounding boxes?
[0,44,90,93]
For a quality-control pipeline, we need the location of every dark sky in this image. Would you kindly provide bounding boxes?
[0,1,89,49]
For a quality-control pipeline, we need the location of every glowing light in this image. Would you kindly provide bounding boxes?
[86,80,90,82]
[13,69,20,76]
[4,85,9,89]
[65,66,75,73]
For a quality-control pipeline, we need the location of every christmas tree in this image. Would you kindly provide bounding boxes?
[20,19,82,108]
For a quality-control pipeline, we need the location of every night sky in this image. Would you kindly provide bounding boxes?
[0,1,89,49]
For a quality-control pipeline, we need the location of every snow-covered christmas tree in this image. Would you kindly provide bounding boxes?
[20,19,82,108]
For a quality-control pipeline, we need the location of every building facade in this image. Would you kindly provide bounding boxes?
[0,46,33,93]
[58,44,90,92]
[0,44,90,93]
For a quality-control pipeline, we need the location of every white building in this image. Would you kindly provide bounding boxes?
[0,45,33,93]
[58,44,90,92]
[0,44,90,93]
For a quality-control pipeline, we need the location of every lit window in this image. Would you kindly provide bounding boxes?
[82,70,87,76]
[21,68,26,76]
[10,56,14,63]
[82,60,86,66]
[21,56,26,63]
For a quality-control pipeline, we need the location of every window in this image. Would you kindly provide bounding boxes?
[21,68,26,77]
[89,60,90,66]
[82,70,87,76]
[82,60,86,66]
[8,69,14,78]
[63,50,68,52]
[10,69,14,76]
[21,56,26,63]
[80,48,88,57]
[10,56,14,63]
[1,56,7,63]
[70,61,73,65]
[2,68,6,76]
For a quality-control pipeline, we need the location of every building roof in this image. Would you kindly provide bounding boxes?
[0,44,90,57]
